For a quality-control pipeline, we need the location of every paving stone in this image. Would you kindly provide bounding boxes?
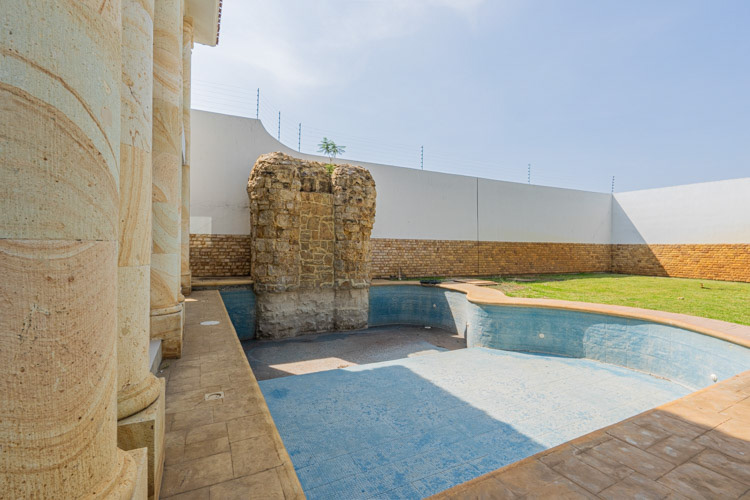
[169,408,214,431]
[231,435,283,477]
[695,426,750,463]
[599,472,678,500]
[161,452,234,497]
[607,421,671,450]
[208,469,285,500]
[226,413,276,443]
[589,438,674,480]
[658,462,748,499]
[692,449,750,486]
[632,411,707,440]
[162,486,210,500]
[645,435,705,465]
[182,437,230,463]
[185,422,227,445]
[551,455,617,493]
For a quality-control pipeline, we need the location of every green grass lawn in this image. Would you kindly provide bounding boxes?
[486,273,750,326]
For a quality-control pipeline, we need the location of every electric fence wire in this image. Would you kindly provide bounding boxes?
[192,79,610,191]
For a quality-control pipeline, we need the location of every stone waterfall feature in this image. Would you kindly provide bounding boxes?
[247,153,376,339]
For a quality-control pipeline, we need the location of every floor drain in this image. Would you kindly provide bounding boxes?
[200,320,220,326]
[204,391,224,401]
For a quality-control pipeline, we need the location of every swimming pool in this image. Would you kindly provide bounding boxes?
[224,284,750,498]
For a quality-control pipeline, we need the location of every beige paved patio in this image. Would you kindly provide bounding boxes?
[159,290,303,499]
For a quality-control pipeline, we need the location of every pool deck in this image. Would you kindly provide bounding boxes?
[159,290,303,499]
[161,284,750,499]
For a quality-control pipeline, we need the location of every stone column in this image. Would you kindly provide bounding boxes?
[332,166,377,329]
[0,1,137,498]
[117,1,166,498]
[180,17,193,295]
[150,0,184,358]
[118,0,161,421]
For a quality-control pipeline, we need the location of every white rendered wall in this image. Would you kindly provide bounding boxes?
[478,180,611,243]
[191,110,616,243]
[612,178,750,244]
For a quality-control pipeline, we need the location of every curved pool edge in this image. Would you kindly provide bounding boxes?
[429,368,750,499]
[371,280,750,350]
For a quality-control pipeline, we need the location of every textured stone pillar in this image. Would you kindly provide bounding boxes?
[117,1,166,498]
[150,0,184,358]
[332,165,377,329]
[118,0,161,421]
[0,1,137,498]
[180,17,193,295]
[248,153,376,338]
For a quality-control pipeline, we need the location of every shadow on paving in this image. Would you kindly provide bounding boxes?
[260,363,545,499]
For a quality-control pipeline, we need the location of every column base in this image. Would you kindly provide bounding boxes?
[118,378,166,500]
[181,272,192,296]
[118,372,162,420]
[88,448,138,499]
[127,448,149,500]
[150,303,183,358]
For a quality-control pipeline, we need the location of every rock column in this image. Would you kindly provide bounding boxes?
[248,153,376,338]
[0,1,137,497]
[332,166,377,329]
[180,17,193,295]
[118,0,161,421]
[150,0,184,358]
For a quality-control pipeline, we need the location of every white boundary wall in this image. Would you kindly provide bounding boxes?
[612,178,750,244]
[191,110,749,245]
[190,110,613,243]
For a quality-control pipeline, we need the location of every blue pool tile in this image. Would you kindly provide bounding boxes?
[412,463,481,498]
[261,348,692,498]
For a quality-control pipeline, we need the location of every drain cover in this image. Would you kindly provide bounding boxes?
[200,320,220,326]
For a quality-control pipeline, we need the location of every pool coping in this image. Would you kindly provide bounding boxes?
[429,369,750,499]
[159,290,304,499]
[372,279,750,349]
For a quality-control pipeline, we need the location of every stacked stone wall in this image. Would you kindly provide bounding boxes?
[612,244,750,283]
[190,234,252,276]
[190,237,749,283]
[369,239,611,278]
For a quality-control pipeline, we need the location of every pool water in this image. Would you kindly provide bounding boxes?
[260,347,690,499]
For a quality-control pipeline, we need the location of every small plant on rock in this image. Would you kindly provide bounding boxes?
[318,137,345,175]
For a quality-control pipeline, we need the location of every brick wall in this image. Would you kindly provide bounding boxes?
[190,234,252,277]
[612,244,750,282]
[190,236,750,283]
[370,239,611,278]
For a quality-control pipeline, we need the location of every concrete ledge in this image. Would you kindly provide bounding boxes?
[192,276,254,288]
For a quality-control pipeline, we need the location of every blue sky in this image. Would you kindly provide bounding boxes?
[192,0,749,192]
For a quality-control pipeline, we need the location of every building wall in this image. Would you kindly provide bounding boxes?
[190,110,750,282]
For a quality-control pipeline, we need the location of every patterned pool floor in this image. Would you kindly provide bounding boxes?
[259,347,691,499]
